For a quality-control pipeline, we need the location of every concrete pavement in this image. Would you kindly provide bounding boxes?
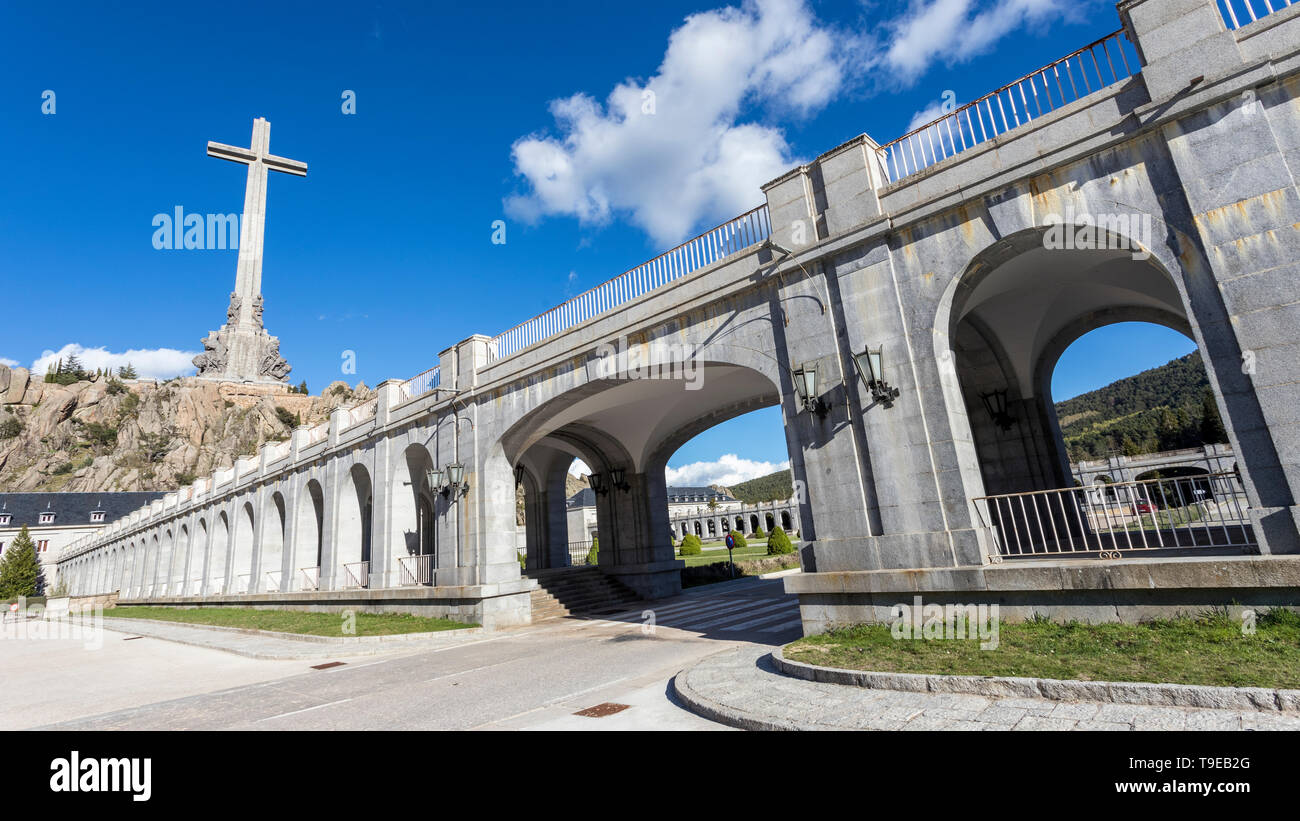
[8,578,799,730]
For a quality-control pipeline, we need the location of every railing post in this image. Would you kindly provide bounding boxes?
[813,134,888,237]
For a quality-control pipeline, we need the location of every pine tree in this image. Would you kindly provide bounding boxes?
[118,363,138,380]
[0,525,45,598]
[1201,389,1228,444]
[766,526,794,556]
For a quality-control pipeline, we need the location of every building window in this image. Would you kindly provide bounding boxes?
[0,514,10,526]
[91,511,105,523]
[37,540,49,553]
[39,512,55,524]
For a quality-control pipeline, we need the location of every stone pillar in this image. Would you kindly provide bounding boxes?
[1125,0,1300,552]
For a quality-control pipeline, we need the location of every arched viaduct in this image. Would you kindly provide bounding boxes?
[58,0,1300,629]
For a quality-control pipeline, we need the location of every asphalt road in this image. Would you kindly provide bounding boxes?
[12,576,801,731]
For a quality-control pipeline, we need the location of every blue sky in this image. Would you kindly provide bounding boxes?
[2,0,1172,486]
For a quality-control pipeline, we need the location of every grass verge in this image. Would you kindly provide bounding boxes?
[106,606,476,637]
[783,610,1300,689]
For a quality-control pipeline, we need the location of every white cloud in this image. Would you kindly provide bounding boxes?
[31,343,198,381]
[665,453,789,487]
[568,459,591,477]
[506,0,860,247]
[0,357,18,368]
[878,0,1081,85]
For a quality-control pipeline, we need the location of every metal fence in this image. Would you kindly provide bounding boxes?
[398,554,434,586]
[342,561,370,589]
[1220,0,1294,30]
[300,566,320,591]
[401,366,441,400]
[568,541,596,566]
[487,205,771,363]
[974,472,1255,559]
[264,570,281,593]
[878,30,1140,183]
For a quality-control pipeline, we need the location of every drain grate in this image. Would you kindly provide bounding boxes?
[573,702,631,718]
[311,661,346,670]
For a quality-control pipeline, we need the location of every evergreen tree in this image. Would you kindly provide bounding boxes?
[118,363,138,380]
[0,525,44,598]
[1201,389,1228,444]
[584,536,599,566]
[296,380,309,395]
[766,526,794,556]
[679,533,703,556]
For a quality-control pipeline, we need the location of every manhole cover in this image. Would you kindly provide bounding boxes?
[311,661,346,670]
[573,702,631,718]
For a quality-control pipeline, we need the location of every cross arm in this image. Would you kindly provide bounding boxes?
[264,154,307,176]
[207,141,257,164]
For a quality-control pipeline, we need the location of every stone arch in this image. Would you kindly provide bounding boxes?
[233,501,255,593]
[391,443,437,578]
[173,524,189,592]
[337,463,374,584]
[210,511,230,593]
[189,519,207,594]
[294,479,325,589]
[262,491,287,591]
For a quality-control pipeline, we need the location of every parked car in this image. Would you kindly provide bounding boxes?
[1135,500,1158,514]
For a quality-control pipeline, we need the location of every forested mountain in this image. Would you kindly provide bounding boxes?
[1054,353,1228,461]
[717,470,794,504]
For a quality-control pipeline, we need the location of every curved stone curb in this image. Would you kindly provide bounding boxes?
[672,648,815,731]
[772,648,1300,713]
[103,616,483,644]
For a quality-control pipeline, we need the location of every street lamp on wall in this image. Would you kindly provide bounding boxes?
[791,363,828,417]
[853,346,900,406]
[587,472,609,497]
[439,463,468,498]
[980,389,1017,432]
[609,467,631,492]
[425,466,444,496]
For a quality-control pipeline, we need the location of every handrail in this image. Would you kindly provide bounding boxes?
[1221,0,1294,30]
[486,204,771,363]
[878,30,1138,183]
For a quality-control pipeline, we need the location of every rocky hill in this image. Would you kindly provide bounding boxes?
[0,364,372,493]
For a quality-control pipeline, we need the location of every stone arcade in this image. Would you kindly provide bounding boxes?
[57,1,1300,630]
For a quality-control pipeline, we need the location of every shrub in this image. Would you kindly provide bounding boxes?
[52,462,74,475]
[517,551,526,571]
[679,533,703,556]
[105,378,127,396]
[584,537,600,566]
[81,421,118,447]
[0,416,21,439]
[766,526,794,556]
[274,406,297,428]
[728,531,748,550]
[753,527,766,539]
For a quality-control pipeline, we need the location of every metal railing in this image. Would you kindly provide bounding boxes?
[1221,0,1294,30]
[342,561,370,589]
[401,366,441,400]
[568,541,596,566]
[235,573,251,594]
[189,578,202,596]
[300,566,320,591]
[398,554,435,586]
[974,472,1255,558]
[878,30,1140,183]
[264,570,281,593]
[487,205,771,363]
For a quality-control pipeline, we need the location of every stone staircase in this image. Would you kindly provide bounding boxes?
[526,566,644,622]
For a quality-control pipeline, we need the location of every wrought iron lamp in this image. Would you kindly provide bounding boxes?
[980,389,1017,432]
[444,463,469,497]
[792,363,829,417]
[609,467,631,492]
[587,472,609,497]
[426,466,444,495]
[853,346,900,406]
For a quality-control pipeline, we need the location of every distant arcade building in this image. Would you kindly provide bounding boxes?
[0,493,164,591]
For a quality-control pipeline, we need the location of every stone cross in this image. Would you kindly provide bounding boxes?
[207,117,306,329]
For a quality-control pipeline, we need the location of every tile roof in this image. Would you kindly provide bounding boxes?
[0,492,167,529]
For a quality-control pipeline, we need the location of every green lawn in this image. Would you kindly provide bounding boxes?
[676,543,775,567]
[784,610,1300,689]
[107,606,476,637]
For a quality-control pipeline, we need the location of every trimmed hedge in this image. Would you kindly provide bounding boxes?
[679,533,703,556]
[766,526,795,556]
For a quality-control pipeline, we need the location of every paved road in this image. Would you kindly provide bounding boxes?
[12,577,800,731]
